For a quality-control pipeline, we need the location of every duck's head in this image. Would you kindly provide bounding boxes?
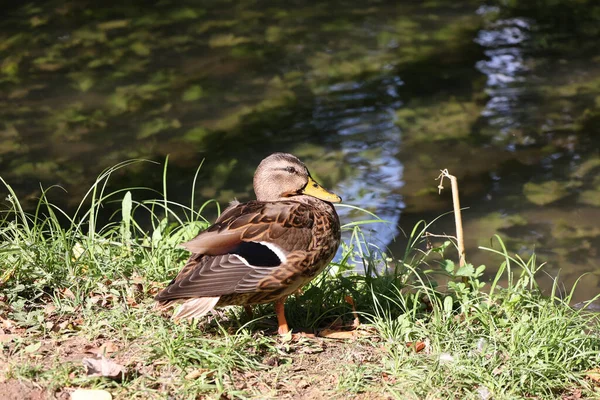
[253,153,342,203]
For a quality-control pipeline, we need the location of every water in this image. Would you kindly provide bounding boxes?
[1,0,600,301]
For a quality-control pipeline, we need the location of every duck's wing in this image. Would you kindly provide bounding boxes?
[182,200,314,255]
[154,201,314,303]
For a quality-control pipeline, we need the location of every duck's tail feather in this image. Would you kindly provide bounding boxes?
[170,297,220,321]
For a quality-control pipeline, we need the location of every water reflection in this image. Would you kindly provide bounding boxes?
[309,78,404,248]
[476,7,531,137]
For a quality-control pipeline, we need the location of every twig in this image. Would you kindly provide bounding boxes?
[436,169,466,267]
[424,232,458,240]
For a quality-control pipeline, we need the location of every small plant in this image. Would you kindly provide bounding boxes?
[1,161,599,399]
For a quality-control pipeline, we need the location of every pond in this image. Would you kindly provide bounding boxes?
[1,0,600,302]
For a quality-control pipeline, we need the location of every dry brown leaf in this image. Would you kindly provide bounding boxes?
[125,296,139,307]
[298,341,324,354]
[406,341,426,352]
[88,295,102,306]
[492,365,505,376]
[70,388,112,400]
[562,388,582,400]
[0,334,18,343]
[82,355,126,381]
[318,329,357,340]
[44,304,57,315]
[0,317,15,331]
[51,320,71,332]
[185,368,210,380]
[86,342,119,356]
[585,368,600,384]
[61,287,75,299]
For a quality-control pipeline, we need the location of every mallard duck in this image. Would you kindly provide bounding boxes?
[155,153,341,334]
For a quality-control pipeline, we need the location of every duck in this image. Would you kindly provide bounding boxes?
[154,153,342,334]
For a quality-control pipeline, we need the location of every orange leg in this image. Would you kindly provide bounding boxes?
[274,296,289,335]
[345,295,360,328]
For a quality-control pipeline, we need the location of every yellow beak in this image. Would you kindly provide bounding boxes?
[301,176,342,203]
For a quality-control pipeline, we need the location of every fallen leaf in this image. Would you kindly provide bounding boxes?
[318,329,357,340]
[71,243,85,260]
[52,320,71,332]
[562,388,582,400]
[185,368,210,380]
[86,342,119,356]
[381,372,397,384]
[492,365,505,376]
[82,355,126,381]
[24,341,42,354]
[0,334,18,343]
[61,287,76,299]
[585,368,600,384]
[88,293,116,307]
[477,385,492,400]
[263,356,280,367]
[406,341,426,352]
[0,317,15,330]
[298,341,324,354]
[44,304,57,314]
[280,330,293,343]
[70,388,112,400]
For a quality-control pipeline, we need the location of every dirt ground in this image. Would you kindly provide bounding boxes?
[1,329,394,400]
[0,381,49,400]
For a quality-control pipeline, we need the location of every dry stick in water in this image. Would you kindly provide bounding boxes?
[437,169,466,268]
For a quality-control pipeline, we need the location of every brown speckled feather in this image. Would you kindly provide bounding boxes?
[181,201,312,255]
[154,198,340,309]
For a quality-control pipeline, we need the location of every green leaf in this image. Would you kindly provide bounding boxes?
[455,263,475,277]
[121,191,132,242]
[442,259,455,274]
[121,191,132,225]
[152,218,168,245]
[443,296,453,315]
[431,240,451,254]
[24,341,42,353]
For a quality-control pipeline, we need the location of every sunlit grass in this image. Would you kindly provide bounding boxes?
[1,160,600,399]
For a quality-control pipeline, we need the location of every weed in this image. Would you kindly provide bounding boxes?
[1,160,599,398]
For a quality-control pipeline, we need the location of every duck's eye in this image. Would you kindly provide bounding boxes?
[285,166,297,174]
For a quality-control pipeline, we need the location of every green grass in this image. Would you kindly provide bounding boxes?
[1,160,600,399]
